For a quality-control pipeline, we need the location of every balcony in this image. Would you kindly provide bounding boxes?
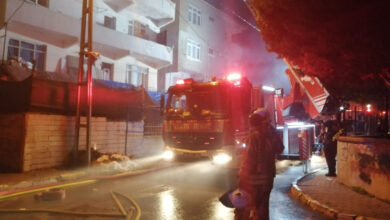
[4,0,79,48]
[104,0,176,31]
[3,0,172,69]
[103,0,134,12]
[94,24,173,68]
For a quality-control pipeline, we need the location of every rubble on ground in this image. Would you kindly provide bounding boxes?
[92,151,140,173]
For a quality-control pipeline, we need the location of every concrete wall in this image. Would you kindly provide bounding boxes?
[337,136,390,202]
[22,113,152,172]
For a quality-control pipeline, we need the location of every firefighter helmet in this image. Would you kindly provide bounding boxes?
[230,188,250,208]
[249,108,269,126]
[219,188,250,208]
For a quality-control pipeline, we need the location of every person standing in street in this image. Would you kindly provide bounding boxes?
[235,108,284,220]
[319,114,340,177]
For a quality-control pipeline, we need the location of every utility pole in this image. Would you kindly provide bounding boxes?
[74,0,98,166]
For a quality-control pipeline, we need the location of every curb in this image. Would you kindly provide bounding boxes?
[0,162,174,200]
[290,168,382,220]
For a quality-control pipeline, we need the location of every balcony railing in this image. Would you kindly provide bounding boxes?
[103,0,176,31]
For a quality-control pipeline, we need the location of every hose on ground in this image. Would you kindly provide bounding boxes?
[0,190,141,219]
[111,191,141,220]
[0,208,124,217]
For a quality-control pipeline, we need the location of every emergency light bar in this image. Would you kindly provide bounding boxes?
[227,73,242,81]
[262,85,275,92]
[176,78,194,85]
[176,79,185,85]
[277,123,315,129]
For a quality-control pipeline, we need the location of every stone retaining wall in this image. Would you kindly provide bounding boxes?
[337,136,390,202]
[0,113,163,172]
[0,114,25,172]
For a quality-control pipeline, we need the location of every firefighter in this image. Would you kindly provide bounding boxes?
[235,108,284,220]
[319,114,341,177]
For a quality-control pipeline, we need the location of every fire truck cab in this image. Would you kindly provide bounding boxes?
[162,73,252,164]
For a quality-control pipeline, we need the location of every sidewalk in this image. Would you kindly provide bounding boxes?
[291,164,390,220]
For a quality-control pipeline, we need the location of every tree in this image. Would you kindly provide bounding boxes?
[245,0,390,104]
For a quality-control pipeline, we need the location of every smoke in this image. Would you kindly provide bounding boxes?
[207,0,291,94]
[237,31,290,92]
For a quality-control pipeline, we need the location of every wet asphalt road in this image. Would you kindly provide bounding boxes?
[0,159,328,220]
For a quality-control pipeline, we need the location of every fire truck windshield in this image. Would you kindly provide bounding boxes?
[167,89,229,119]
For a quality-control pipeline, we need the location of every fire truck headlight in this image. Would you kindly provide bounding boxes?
[162,150,174,160]
[212,153,232,165]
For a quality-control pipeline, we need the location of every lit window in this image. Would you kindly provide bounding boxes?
[7,39,46,71]
[186,39,201,61]
[188,5,201,25]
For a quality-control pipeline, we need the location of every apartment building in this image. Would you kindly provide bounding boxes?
[159,0,247,91]
[0,0,175,92]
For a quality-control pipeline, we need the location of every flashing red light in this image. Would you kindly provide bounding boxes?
[176,79,185,85]
[176,78,194,85]
[366,104,372,113]
[227,72,242,82]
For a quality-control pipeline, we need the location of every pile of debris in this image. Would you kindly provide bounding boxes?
[92,152,140,174]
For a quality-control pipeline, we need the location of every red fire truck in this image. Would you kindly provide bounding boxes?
[161,73,262,164]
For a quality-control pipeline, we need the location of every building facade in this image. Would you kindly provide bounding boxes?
[0,0,175,91]
[0,0,249,93]
[159,0,248,92]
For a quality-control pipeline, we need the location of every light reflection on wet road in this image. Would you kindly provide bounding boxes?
[0,158,329,220]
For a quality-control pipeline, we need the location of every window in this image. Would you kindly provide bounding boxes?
[101,62,113,81]
[186,39,200,61]
[126,64,148,87]
[7,39,46,71]
[157,30,167,45]
[188,5,201,25]
[140,24,147,35]
[208,48,214,56]
[28,0,49,7]
[128,20,134,35]
[104,16,116,30]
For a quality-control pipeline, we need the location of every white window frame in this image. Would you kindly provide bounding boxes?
[126,64,148,87]
[186,39,201,61]
[7,38,46,71]
[101,62,113,81]
[188,5,201,25]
